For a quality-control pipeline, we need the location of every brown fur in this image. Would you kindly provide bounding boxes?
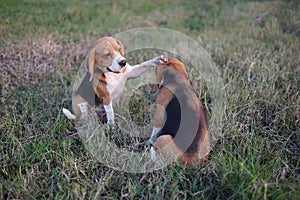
[153,58,211,166]
[71,37,124,118]
[63,37,167,122]
[88,37,124,81]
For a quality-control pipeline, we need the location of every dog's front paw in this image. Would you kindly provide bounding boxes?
[150,146,156,162]
[152,55,168,65]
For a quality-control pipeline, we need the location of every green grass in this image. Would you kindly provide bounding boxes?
[1,0,300,199]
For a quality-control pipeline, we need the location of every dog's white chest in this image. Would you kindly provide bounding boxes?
[105,73,127,102]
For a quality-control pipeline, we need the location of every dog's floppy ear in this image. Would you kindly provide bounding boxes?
[116,39,124,56]
[167,57,189,80]
[88,48,96,81]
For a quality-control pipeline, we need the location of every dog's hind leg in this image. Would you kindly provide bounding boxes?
[153,135,194,165]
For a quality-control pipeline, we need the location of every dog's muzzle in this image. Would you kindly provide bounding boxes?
[107,55,127,73]
[107,67,120,73]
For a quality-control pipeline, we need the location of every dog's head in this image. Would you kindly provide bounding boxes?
[155,57,189,86]
[87,37,126,81]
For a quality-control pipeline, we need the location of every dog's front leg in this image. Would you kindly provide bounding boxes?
[103,100,115,125]
[149,127,162,162]
[148,103,167,162]
[148,127,161,145]
[126,55,168,79]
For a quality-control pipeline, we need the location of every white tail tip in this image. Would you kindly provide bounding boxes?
[62,108,77,120]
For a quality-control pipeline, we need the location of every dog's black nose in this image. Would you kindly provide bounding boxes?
[119,59,127,67]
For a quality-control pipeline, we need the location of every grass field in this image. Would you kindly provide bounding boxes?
[1,0,300,199]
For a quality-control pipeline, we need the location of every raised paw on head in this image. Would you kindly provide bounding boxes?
[153,55,168,65]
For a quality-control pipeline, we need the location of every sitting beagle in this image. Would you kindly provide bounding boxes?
[63,36,167,125]
[148,58,211,166]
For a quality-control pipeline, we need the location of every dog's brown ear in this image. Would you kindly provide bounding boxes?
[88,49,96,81]
[116,39,124,56]
[167,57,189,80]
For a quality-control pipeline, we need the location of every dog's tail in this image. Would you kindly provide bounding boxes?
[62,108,77,120]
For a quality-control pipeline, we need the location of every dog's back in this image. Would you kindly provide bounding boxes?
[152,58,210,165]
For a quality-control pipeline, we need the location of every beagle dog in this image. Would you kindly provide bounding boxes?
[62,37,167,125]
[148,58,211,166]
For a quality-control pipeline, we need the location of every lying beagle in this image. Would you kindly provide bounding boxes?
[148,58,211,166]
[63,37,167,125]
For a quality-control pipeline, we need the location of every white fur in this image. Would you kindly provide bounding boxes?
[104,72,127,104]
[103,102,114,124]
[62,102,89,120]
[149,127,161,143]
[101,56,167,124]
[78,102,89,118]
[108,51,126,73]
[62,108,76,120]
[150,146,156,162]
[63,55,167,124]
[148,127,162,163]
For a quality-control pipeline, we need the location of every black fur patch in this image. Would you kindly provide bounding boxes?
[157,94,181,139]
[75,73,101,105]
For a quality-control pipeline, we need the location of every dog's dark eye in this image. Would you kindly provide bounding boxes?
[105,53,111,57]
